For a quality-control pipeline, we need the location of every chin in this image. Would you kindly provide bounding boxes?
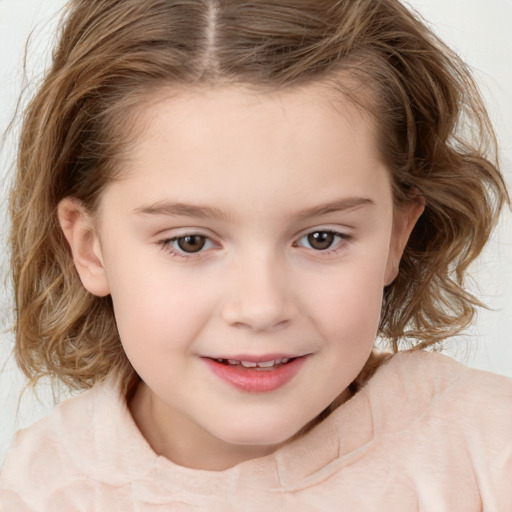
[214,416,309,448]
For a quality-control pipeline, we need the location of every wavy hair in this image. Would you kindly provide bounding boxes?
[10,0,509,391]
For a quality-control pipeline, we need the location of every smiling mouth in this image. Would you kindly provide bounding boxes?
[203,355,308,392]
[212,357,294,369]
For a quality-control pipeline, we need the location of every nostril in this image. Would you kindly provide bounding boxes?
[274,319,291,330]
[230,318,290,331]
[220,277,296,331]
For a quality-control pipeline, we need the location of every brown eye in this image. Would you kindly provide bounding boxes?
[177,235,207,253]
[307,231,336,250]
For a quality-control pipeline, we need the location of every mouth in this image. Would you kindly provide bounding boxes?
[202,354,309,393]
[211,356,295,370]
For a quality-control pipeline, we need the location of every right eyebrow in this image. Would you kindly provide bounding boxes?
[133,201,231,221]
[134,197,375,222]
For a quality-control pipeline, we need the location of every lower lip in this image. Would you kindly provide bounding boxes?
[203,357,308,393]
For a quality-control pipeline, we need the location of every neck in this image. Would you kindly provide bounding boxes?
[128,382,279,471]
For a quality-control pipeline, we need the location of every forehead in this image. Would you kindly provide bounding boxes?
[97,84,390,219]
[124,83,381,171]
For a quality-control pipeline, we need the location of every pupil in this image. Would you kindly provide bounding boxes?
[308,231,334,250]
[178,235,206,253]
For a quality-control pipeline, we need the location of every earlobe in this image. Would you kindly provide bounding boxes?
[384,197,425,286]
[57,197,110,297]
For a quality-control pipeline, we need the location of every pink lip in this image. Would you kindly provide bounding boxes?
[203,355,308,393]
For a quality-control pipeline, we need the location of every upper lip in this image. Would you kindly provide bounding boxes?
[202,353,309,363]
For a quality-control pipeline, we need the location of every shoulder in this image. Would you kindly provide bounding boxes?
[368,350,512,432]
[365,350,512,505]
[0,379,126,510]
[377,349,512,407]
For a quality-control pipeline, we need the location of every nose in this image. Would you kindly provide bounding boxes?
[221,253,296,332]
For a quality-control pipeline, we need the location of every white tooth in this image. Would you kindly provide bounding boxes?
[228,359,239,365]
[257,360,275,368]
[241,361,257,368]
[281,358,290,364]
[217,359,224,363]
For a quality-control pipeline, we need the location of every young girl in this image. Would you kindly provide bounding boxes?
[1,0,511,509]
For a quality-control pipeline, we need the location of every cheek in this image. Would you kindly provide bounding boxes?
[104,254,214,359]
[301,258,386,344]
[310,266,385,389]
[328,282,382,338]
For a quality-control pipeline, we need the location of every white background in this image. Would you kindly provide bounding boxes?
[0,0,511,466]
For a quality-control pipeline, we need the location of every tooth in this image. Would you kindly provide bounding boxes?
[241,361,257,368]
[228,359,239,365]
[257,360,275,368]
[281,358,290,364]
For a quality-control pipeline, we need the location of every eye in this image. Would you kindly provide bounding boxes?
[159,234,215,257]
[175,235,207,253]
[296,230,349,251]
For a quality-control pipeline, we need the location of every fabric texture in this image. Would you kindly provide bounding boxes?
[1,350,511,511]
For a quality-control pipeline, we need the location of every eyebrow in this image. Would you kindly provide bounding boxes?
[134,201,230,221]
[133,197,375,221]
[295,197,375,219]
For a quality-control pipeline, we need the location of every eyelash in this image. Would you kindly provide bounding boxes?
[294,230,350,254]
[158,234,215,260]
[158,229,351,260]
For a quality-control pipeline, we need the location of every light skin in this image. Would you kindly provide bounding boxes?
[59,85,423,471]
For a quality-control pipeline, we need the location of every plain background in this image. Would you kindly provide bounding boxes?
[0,0,511,466]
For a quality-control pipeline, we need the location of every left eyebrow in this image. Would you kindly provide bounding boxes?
[293,197,375,220]
[133,197,375,222]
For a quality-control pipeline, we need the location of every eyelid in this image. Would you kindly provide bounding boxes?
[294,224,353,240]
[157,229,220,259]
[156,225,352,260]
[294,227,352,253]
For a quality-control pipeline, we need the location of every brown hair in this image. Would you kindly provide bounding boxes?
[10,0,509,391]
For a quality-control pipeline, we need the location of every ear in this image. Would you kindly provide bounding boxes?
[57,197,110,297]
[384,196,425,286]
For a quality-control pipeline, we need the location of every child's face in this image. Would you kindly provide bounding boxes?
[63,85,420,468]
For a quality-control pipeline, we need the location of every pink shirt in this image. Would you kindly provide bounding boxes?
[1,350,511,511]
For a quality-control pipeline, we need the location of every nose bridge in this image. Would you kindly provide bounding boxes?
[221,247,295,331]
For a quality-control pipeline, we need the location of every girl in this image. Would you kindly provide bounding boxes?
[1,0,511,509]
